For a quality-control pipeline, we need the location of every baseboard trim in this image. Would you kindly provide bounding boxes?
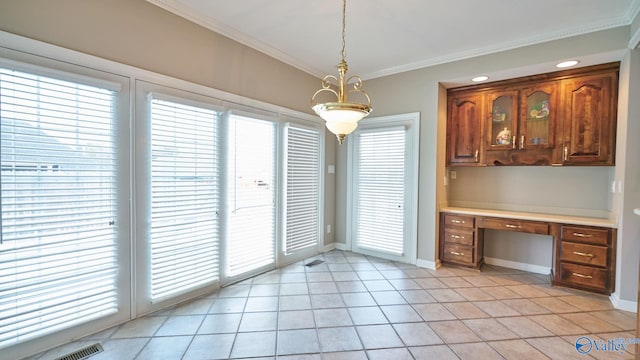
[484,257,551,275]
[323,243,336,252]
[609,292,638,313]
[323,242,348,252]
[334,243,347,251]
[416,259,437,270]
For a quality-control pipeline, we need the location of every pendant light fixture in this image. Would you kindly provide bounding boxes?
[311,0,372,144]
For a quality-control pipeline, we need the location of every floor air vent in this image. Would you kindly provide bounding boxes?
[305,259,324,267]
[54,343,103,360]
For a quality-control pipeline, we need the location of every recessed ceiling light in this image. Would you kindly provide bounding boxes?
[471,76,489,82]
[556,60,579,68]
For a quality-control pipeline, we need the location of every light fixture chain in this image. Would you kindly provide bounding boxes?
[341,0,346,62]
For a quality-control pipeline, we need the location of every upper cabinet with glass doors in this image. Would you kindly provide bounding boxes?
[485,82,559,165]
[446,62,618,166]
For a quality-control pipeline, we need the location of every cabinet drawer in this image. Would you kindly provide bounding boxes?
[443,214,474,229]
[444,228,474,246]
[560,242,608,268]
[482,217,549,235]
[442,244,473,264]
[561,226,609,246]
[558,262,608,290]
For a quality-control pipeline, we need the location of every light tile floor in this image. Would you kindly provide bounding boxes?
[29,250,637,359]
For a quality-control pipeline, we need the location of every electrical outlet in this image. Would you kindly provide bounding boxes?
[611,180,616,193]
[327,225,331,234]
[450,171,457,180]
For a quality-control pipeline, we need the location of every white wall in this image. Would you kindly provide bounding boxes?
[613,48,640,304]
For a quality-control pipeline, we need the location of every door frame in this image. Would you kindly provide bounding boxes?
[346,112,420,264]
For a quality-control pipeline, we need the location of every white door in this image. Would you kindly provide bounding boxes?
[348,113,419,263]
[280,123,323,265]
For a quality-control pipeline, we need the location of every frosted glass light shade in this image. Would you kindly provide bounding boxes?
[325,117,359,136]
[312,102,371,137]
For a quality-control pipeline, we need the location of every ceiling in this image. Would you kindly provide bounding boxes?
[148,0,640,81]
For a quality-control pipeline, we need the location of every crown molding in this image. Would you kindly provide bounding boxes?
[148,0,640,80]
[362,20,632,80]
[627,0,640,48]
[631,27,640,49]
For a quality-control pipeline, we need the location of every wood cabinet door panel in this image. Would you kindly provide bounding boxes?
[520,82,559,150]
[448,93,483,165]
[562,72,617,164]
[486,90,519,151]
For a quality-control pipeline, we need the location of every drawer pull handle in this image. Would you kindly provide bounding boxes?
[474,149,479,162]
[572,251,594,258]
[572,232,593,238]
[505,224,521,229]
[450,235,464,239]
[450,251,464,256]
[451,220,465,224]
[571,272,593,279]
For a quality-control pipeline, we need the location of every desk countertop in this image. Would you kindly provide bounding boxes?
[441,206,617,228]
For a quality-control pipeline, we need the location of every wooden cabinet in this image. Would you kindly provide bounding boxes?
[560,71,618,165]
[446,63,618,166]
[485,82,559,165]
[439,213,483,269]
[446,92,483,165]
[553,224,616,294]
[439,210,616,295]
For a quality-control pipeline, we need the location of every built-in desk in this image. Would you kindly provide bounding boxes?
[439,207,617,294]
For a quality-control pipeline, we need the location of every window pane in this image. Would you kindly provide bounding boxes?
[0,68,118,348]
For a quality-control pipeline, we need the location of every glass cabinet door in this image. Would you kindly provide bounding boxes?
[521,83,557,149]
[488,91,518,150]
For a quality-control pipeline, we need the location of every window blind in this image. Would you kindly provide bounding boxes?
[355,128,406,255]
[0,68,118,348]
[226,115,275,278]
[150,98,220,301]
[285,125,320,254]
